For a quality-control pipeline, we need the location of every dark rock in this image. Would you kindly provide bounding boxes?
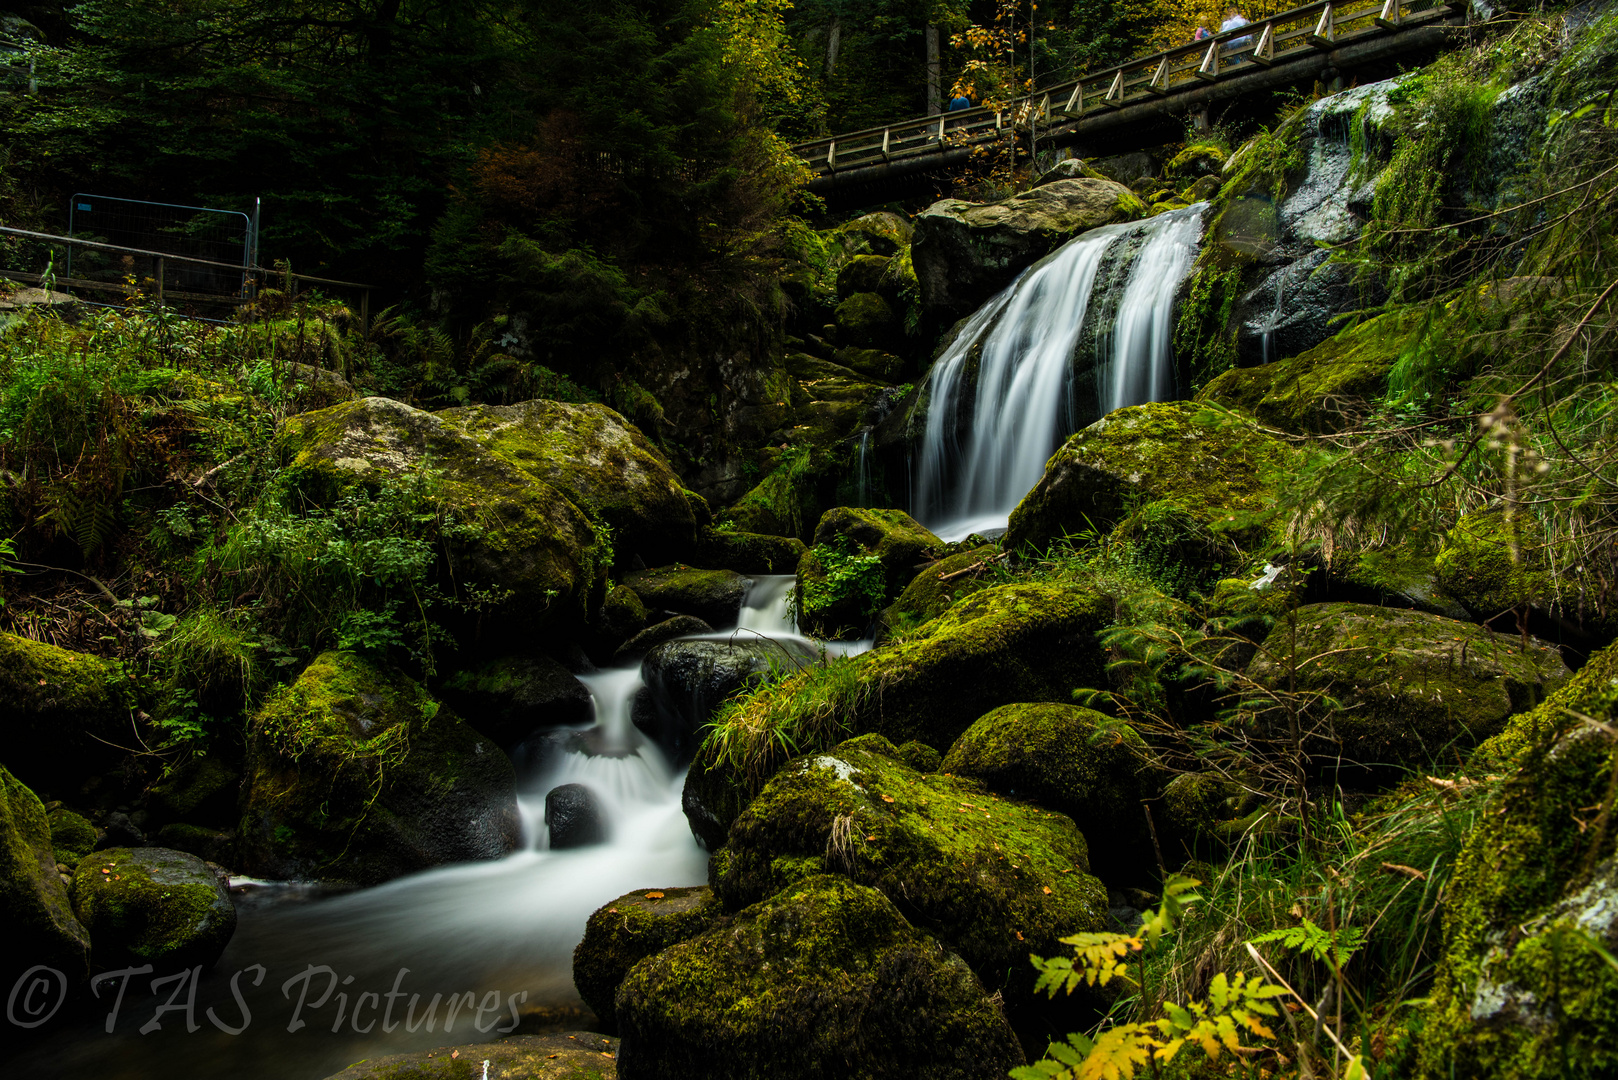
[153,824,236,865]
[94,811,146,851]
[638,638,814,764]
[611,615,715,666]
[1088,151,1161,186]
[623,566,747,629]
[438,654,593,747]
[694,527,807,574]
[574,885,721,1032]
[146,754,240,828]
[836,254,892,299]
[71,846,236,970]
[2,765,91,979]
[545,784,607,849]
[587,584,649,663]
[0,632,134,797]
[832,291,898,349]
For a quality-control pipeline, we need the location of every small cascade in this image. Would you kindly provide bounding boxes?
[853,430,873,506]
[911,204,1205,541]
[1260,269,1286,366]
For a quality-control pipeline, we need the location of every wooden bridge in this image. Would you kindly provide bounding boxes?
[794,0,1468,193]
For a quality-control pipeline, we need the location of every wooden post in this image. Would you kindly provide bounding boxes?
[1251,22,1276,65]
[1309,5,1336,49]
[1103,69,1125,107]
[1376,0,1401,29]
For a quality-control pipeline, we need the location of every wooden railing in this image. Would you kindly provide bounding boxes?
[792,0,1462,178]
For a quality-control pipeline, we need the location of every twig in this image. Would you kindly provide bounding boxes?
[1245,942,1362,1074]
[8,559,118,603]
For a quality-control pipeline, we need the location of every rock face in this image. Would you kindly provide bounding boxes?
[587,584,649,662]
[545,783,607,848]
[573,885,721,1032]
[239,651,519,885]
[623,566,748,629]
[796,507,941,639]
[319,1033,621,1079]
[1005,402,1290,554]
[1246,603,1570,770]
[941,703,1158,883]
[614,874,1024,1080]
[2,765,91,979]
[71,846,235,970]
[912,178,1143,320]
[0,632,132,795]
[437,653,593,747]
[711,735,1107,1042]
[638,638,814,764]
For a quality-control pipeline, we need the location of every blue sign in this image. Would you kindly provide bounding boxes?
[77,203,91,211]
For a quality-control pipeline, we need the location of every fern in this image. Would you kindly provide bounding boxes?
[1250,918,1367,970]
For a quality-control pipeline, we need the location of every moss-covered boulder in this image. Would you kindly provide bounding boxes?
[694,526,807,574]
[615,874,1024,1080]
[796,507,942,639]
[1434,509,1553,623]
[1165,142,1227,178]
[1329,545,1472,622]
[48,807,98,866]
[832,346,906,382]
[147,755,241,828]
[574,885,722,1033]
[239,651,519,885]
[1157,771,1253,859]
[71,846,234,970]
[437,399,697,568]
[623,566,748,629]
[836,254,892,299]
[1004,402,1291,554]
[833,291,898,350]
[586,583,649,663]
[611,616,714,666]
[941,703,1158,883]
[437,654,592,748]
[2,766,90,978]
[832,210,914,257]
[153,823,235,864]
[1246,603,1570,772]
[879,543,998,637]
[320,1033,621,1080]
[912,179,1145,319]
[639,639,814,764]
[1420,642,1618,1078]
[282,361,355,415]
[712,736,1107,1042]
[278,397,607,638]
[0,632,132,795]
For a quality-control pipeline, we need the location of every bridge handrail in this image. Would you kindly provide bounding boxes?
[794,0,1460,175]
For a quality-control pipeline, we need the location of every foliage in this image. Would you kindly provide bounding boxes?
[701,651,865,798]
[797,535,887,620]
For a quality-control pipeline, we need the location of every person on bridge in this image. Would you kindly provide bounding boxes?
[1193,25,1212,41]
[948,90,973,111]
[1221,6,1252,48]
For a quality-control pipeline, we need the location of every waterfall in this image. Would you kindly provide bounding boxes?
[854,430,873,506]
[911,204,1205,541]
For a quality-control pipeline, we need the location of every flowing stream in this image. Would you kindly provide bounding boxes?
[912,205,1205,541]
[16,578,852,1080]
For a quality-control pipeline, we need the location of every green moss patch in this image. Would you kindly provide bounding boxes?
[1,765,91,976]
[573,885,721,1033]
[71,846,236,970]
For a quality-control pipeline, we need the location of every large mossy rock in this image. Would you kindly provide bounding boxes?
[0,632,131,795]
[614,874,1024,1080]
[1005,402,1291,554]
[437,399,697,568]
[622,566,748,629]
[694,527,807,574]
[48,806,98,866]
[833,291,898,349]
[278,397,608,638]
[941,703,1158,883]
[711,735,1107,1041]
[146,754,241,829]
[879,543,998,637]
[239,651,519,885]
[1420,642,1618,1077]
[573,885,721,1033]
[70,846,235,970]
[320,1033,621,1080]
[437,653,592,748]
[796,507,942,639]
[1246,603,1570,772]
[1,765,90,978]
[912,179,1144,319]
[1434,509,1559,625]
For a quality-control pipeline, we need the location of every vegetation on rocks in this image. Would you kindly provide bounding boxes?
[69,846,236,970]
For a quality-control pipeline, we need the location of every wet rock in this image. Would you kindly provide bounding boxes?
[319,1033,621,1079]
[587,584,649,663]
[545,784,607,849]
[623,566,748,629]
[574,885,722,1032]
[615,874,1024,1080]
[71,846,235,970]
[638,638,815,764]
[2,765,91,979]
[611,615,715,666]
[438,654,593,747]
[239,651,519,886]
[0,632,134,796]
[694,527,807,574]
[94,811,146,851]
[1032,158,1110,186]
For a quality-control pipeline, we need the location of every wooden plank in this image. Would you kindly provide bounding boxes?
[1251,22,1276,64]
[1197,40,1221,80]
[1103,70,1125,108]
[1309,4,1336,48]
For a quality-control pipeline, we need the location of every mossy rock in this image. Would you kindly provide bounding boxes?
[832,346,906,382]
[833,291,898,350]
[622,566,748,629]
[1005,402,1290,554]
[878,544,998,638]
[319,1033,621,1079]
[693,527,807,574]
[1420,641,1618,1077]
[278,397,607,639]
[1157,771,1253,860]
[1197,312,1404,434]
[1434,509,1554,622]
[711,736,1108,1047]
[437,653,592,748]
[614,874,1024,1080]
[795,507,942,639]
[2,765,90,978]
[1246,603,1570,772]
[836,254,892,299]
[153,823,235,864]
[0,632,132,795]
[1330,544,1471,621]
[71,846,235,970]
[1165,142,1227,178]
[282,362,355,415]
[587,584,649,663]
[940,703,1158,883]
[611,616,714,667]
[48,806,98,866]
[147,755,241,827]
[438,399,697,569]
[239,651,519,885]
[896,740,942,772]
[573,885,721,1033]
[831,211,914,257]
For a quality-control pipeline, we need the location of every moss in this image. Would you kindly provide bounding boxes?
[1004,402,1292,555]
[724,445,838,542]
[148,755,240,826]
[587,583,649,660]
[153,823,235,864]
[832,346,905,383]
[1434,508,1554,621]
[795,508,941,639]
[437,653,591,747]
[896,740,942,772]
[0,631,132,795]
[1158,772,1251,859]
[1332,543,1470,620]
[941,703,1158,883]
[70,846,236,969]
[239,650,518,885]
[836,254,892,299]
[623,565,747,628]
[319,1032,619,1080]
[615,874,1023,1080]
[47,806,97,865]
[833,292,898,349]
[878,544,997,636]
[1247,603,1570,772]
[694,526,807,574]
[1166,143,1228,178]
[573,885,722,1032]
[2,765,91,976]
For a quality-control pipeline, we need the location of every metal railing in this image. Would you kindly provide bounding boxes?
[792,0,1462,178]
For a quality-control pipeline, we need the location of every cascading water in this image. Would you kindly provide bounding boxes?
[19,578,863,1080]
[911,204,1205,541]
[853,430,873,507]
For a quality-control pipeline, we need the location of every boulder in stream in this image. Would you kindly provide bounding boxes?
[622,566,748,629]
[574,885,721,1032]
[70,846,235,970]
[438,653,593,747]
[795,506,942,639]
[638,638,815,764]
[545,783,608,849]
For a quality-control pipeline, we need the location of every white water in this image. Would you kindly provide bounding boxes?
[912,205,1206,541]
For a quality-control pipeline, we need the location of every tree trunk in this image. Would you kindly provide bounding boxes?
[926,24,941,115]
